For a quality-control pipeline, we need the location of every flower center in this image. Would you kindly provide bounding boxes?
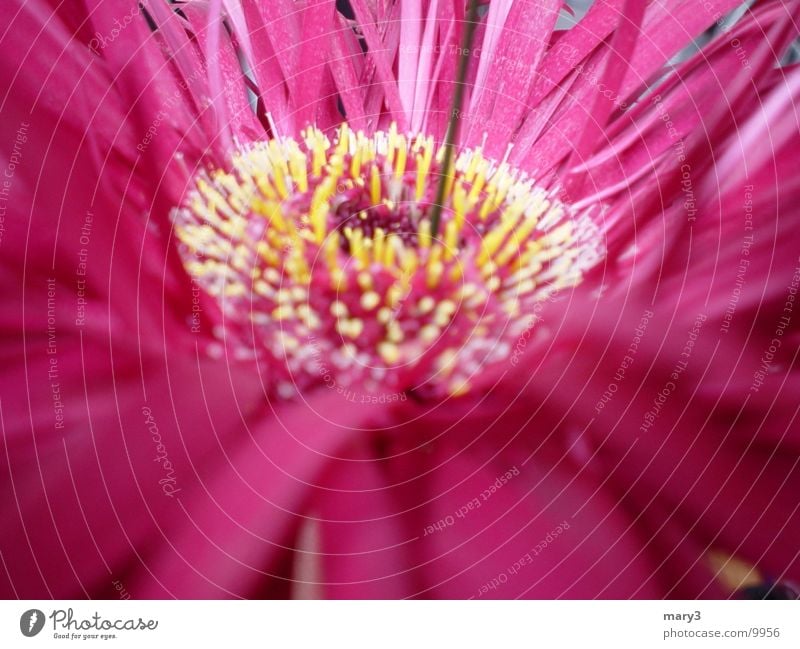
[174,123,602,398]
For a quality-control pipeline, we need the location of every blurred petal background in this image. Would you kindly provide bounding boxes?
[0,0,798,599]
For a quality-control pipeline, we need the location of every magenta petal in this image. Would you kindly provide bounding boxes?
[293,0,338,128]
[504,288,800,593]
[3,0,799,602]
[464,0,561,157]
[561,0,646,195]
[315,442,418,599]
[328,24,369,132]
[349,0,409,130]
[414,450,662,598]
[398,0,423,119]
[128,389,365,598]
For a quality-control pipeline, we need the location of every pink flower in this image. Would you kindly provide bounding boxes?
[1,0,798,599]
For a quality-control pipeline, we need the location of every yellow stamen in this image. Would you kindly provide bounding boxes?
[175,122,601,400]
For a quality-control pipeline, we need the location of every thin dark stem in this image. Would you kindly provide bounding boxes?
[428,0,480,239]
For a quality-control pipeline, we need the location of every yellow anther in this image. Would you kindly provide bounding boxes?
[289,150,309,192]
[350,146,362,179]
[436,348,458,372]
[444,220,459,260]
[418,219,432,248]
[384,234,399,267]
[223,282,246,297]
[336,123,350,156]
[420,325,440,344]
[448,378,470,397]
[394,138,407,180]
[468,167,487,202]
[378,342,400,364]
[400,248,419,276]
[336,318,364,339]
[386,122,398,166]
[479,189,497,220]
[361,292,381,310]
[349,318,365,338]
[357,271,373,290]
[348,229,369,268]
[280,333,301,352]
[427,260,444,288]
[418,296,435,314]
[254,171,278,200]
[253,279,273,297]
[272,164,289,199]
[494,213,541,267]
[272,304,294,320]
[415,153,428,201]
[370,165,382,205]
[386,284,405,308]
[465,148,482,182]
[545,222,573,246]
[511,278,536,296]
[324,230,340,270]
[386,321,404,343]
[479,205,525,265]
[434,300,456,326]
[309,130,328,177]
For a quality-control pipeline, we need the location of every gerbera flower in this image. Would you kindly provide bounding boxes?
[1,0,798,599]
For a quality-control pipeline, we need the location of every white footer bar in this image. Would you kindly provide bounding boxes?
[1,600,797,648]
